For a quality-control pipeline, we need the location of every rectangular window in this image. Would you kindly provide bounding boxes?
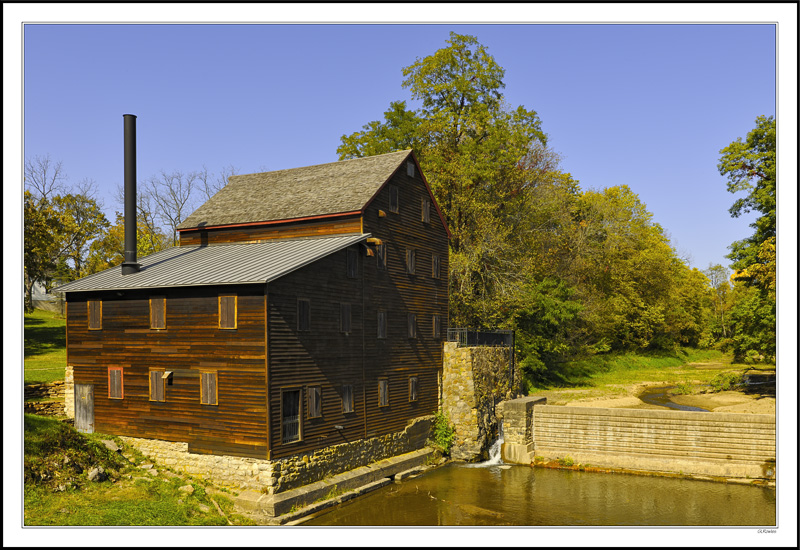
[298,299,310,332]
[378,379,389,407]
[406,248,416,275]
[282,389,301,444]
[433,314,442,339]
[150,296,166,330]
[88,300,102,330]
[340,303,352,334]
[347,247,359,278]
[432,254,441,279]
[377,243,387,270]
[219,294,237,329]
[377,310,387,339]
[200,371,218,405]
[307,386,322,419]
[406,160,415,178]
[422,199,431,224]
[408,313,417,339]
[108,367,123,399]
[409,376,418,402]
[150,369,165,402]
[389,185,399,213]
[342,384,354,414]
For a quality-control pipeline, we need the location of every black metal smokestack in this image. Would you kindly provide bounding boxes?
[121,114,140,275]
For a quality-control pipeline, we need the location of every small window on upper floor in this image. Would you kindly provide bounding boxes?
[298,299,311,332]
[407,161,415,178]
[433,314,442,340]
[150,296,166,330]
[377,243,387,270]
[219,294,237,329]
[432,254,441,279]
[88,300,102,330]
[408,313,417,339]
[347,247,359,278]
[422,199,431,224]
[389,185,399,213]
[377,310,387,339]
[406,248,416,275]
[340,302,352,334]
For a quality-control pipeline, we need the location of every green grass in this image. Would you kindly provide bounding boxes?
[24,309,67,384]
[23,414,254,526]
[528,348,750,395]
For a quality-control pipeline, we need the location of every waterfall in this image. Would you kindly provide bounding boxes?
[464,421,504,467]
[483,421,504,465]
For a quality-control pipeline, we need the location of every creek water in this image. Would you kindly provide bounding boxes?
[303,462,776,526]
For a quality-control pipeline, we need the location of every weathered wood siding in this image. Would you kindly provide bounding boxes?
[67,285,268,458]
[266,247,366,458]
[178,216,362,246]
[361,166,449,439]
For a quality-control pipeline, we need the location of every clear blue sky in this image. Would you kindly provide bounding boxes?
[20,22,778,271]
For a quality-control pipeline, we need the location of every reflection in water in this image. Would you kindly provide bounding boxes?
[305,464,775,526]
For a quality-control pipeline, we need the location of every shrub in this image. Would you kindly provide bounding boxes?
[430,411,456,456]
[708,372,744,393]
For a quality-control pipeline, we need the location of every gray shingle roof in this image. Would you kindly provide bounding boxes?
[55,234,369,292]
[177,150,413,230]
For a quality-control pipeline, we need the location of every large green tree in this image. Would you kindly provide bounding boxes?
[718,115,776,271]
[717,116,776,361]
[339,32,546,327]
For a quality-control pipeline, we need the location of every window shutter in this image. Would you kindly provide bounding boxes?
[201,372,217,405]
[347,247,358,278]
[220,295,236,329]
[406,249,415,274]
[422,199,430,223]
[408,313,416,339]
[109,368,123,399]
[151,297,166,329]
[150,370,165,402]
[379,379,389,407]
[340,303,352,333]
[88,300,102,330]
[342,384,354,413]
[432,254,440,279]
[378,310,387,339]
[409,377,418,402]
[377,243,387,270]
[389,186,399,213]
[308,386,322,418]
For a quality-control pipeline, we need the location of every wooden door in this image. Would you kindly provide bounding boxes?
[74,384,94,433]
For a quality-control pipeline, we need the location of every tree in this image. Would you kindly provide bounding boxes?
[717,115,776,272]
[24,191,65,311]
[84,212,170,275]
[703,263,732,340]
[717,116,776,362]
[338,32,545,328]
[24,154,67,201]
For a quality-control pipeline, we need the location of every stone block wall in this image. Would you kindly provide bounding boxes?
[497,396,546,464]
[533,405,776,479]
[121,415,433,494]
[442,342,517,461]
[24,380,67,417]
[64,366,74,418]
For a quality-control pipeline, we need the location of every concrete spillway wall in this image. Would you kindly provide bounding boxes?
[500,402,776,481]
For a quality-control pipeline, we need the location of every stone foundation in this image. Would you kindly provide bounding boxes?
[120,415,433,494]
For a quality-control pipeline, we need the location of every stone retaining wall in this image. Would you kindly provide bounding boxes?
[24,381,68,417]
[120,415,433,494]
[442,342,517,461]
[531,405,776,480]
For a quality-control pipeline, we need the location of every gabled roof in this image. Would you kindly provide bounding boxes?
[177,150,414,231]
[55,234,369,293]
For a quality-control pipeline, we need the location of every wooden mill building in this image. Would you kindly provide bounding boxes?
[56,149,450,461]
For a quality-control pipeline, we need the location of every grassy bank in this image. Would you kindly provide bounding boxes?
[23,414,254,526]
[526,348,768,401]
[24,309,67,384]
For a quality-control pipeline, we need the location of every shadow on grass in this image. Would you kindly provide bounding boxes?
[24,325,66,358]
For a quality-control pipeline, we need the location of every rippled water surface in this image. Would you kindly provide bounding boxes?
[304,464,775,526]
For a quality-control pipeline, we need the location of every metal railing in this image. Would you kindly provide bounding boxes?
[446,328,514,348]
